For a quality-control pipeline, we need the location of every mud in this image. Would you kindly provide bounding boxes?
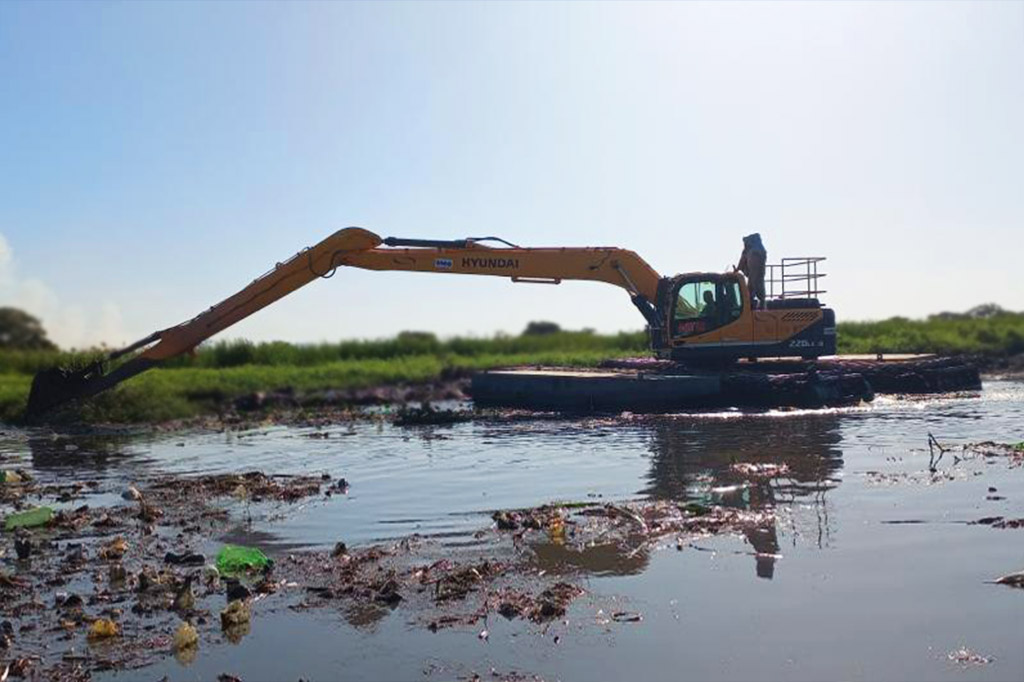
[0,456,795,680]
[232,377,471,413]
[0,468,330,680]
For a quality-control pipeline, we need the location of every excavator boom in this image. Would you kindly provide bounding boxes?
[25,227,663,418]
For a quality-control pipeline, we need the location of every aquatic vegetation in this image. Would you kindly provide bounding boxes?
[838,309,1024,356]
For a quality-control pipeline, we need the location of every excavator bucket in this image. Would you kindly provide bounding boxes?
[25,356,156,420]
[25,363,103,419]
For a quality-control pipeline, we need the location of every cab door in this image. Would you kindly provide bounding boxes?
[717,278,752,349]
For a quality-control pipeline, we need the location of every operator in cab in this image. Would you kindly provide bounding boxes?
[701,290,718,319]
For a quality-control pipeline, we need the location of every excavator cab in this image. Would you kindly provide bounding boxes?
[668,274,744,338]
[654,258,835,362]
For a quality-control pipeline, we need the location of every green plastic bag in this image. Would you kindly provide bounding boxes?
[216,544,271,576]
[4,506,54,531]
[681,502,711,517]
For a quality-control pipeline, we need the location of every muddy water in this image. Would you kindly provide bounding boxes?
[3,381,1023,681]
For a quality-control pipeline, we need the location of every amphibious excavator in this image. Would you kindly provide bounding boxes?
[25,227,835,417]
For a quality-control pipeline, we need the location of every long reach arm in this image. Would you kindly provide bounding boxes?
[26,227,662,417]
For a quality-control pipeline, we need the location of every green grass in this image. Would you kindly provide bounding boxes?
[2,311,1021,425]
[836,312,1024,356]
[160,331,649,368]
[0,343,640,424]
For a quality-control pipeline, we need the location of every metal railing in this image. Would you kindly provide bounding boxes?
[766,257,827,300]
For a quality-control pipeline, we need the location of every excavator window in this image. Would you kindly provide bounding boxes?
[674,280,716,336]
[673,278,743,337]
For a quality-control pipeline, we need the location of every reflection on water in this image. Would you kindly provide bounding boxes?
[532,539,649,577]
[641,415,843,579]
[643,414,843,501]
[27,434,142,474]
[522,416,846,581]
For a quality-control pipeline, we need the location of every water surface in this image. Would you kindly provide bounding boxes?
[2,382,1021,681]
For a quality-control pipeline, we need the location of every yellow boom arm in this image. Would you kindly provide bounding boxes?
[141,227,661,362]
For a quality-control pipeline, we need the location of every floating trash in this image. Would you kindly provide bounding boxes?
[216,545,271,576]
[4,506,54,531]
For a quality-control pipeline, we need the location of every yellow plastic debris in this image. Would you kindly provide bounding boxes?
[220,600,251,629]
[172,622,199,652]
[547,517,567,544]
[0,470,22,484]
[87,618,120,640]
[100,536,128,560]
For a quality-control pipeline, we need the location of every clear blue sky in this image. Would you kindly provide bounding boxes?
[1,2,1021,349]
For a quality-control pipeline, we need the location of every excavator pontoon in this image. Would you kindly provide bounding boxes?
[25,227,835,418]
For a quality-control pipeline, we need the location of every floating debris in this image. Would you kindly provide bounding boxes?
[972,516,1024,529]
[991,570,1024,588]
[394,404,472,427]
[165,550,206,566]
[147,471,325,505]
[216,545,272,577]
[173,575,196,611]
[221,600,252,629]
[947,647,992,666]
[962,441,1024,468]
[435,562,502,602]
[0,470,23,484]
[4,506,54,531]
[14,533,32,560]
[122,485,143,501]
[225,578,253,602]
[99,536,128,560]
[87,618,120,641]
[172,621,199,652]
[530,583,584,622]
[730,462,790,478]
[611,611,643,623]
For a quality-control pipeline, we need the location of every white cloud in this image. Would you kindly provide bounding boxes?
[0,232,128,349]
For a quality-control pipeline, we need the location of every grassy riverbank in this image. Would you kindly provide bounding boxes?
[1,310,1021,424]
[838,309,1024,356]
[0,331,646,423]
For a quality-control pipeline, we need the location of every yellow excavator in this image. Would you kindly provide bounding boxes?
[26,227,835,417]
